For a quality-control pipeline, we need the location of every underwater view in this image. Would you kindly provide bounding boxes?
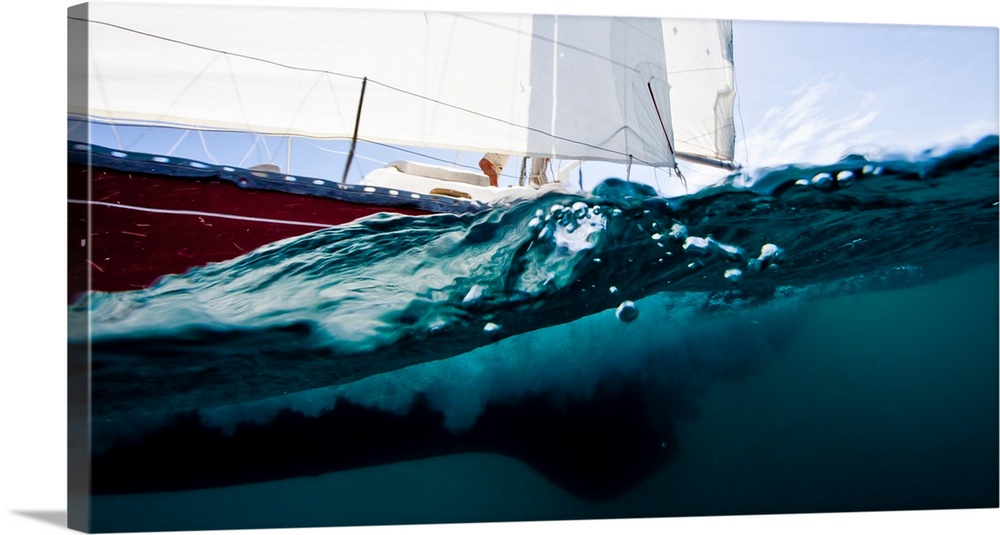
[69,136,998,532]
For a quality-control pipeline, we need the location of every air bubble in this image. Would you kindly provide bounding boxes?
[749,243,784,272]
[682,236,711,255]
[810,172,833,187]
[668,223,688,241]
[615,301,639,323]
[836,170,855,186]
[462,284,484,305]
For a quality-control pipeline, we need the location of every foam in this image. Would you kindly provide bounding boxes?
[190,288,806,436]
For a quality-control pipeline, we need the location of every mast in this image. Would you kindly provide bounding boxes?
[342,77,367,184]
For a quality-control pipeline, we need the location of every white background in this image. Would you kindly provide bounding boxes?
[3,1,998,534]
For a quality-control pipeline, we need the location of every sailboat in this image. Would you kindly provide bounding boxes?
[68,2,738,299]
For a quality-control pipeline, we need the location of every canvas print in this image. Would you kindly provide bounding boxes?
[67,1,998,533]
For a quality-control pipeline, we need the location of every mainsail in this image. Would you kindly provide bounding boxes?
[69,3,736,171]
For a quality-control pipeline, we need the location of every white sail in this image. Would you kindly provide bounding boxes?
[662,19,737,165]
[70,2,736,169]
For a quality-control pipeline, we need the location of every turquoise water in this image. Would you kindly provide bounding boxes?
[88,263,998,531]
[76,136,998,531]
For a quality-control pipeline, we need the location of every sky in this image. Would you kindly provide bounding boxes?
[3,2,999,535]
[732,19,998,168]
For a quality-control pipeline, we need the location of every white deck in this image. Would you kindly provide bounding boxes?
[361,161,567,205]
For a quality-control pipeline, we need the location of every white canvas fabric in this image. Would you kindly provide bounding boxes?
[71,3,736,168]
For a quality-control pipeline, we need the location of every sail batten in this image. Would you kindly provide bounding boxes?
[72,3,736,169]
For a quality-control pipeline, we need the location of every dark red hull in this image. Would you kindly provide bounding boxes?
[68,164,430,301]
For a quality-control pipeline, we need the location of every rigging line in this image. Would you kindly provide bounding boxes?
[327,130,658,174]
[115,123,162,153]
[680,121,735,141]
[646,81,687,190]
[667,65,733,76]
[363,140,483,172]
[88,45,124,151]
[454,13,651,77]
[81,15,637,162]
[238,134,280,168]
[83,15,626,161]
[646,83,676,156]
[163,51,224,125]
[614,18,665,43]
[550,16,559,157]
[261,136,278,164]
[280,72,332,161]
[196,130,219,165]
[67,199,334,229]
[84,117,353,142]
[374,133,667,171]
[76,17,366,83]
[676,123,737,152]
[166,129,191,157]
[367,79,629,161]
[223,52,256,161]
[731,61,750,167]
[238,135,259,168]
[459,14,732,83]
[79,15,677,167]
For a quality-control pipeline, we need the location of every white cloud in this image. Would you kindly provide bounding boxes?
[739,79,885,168]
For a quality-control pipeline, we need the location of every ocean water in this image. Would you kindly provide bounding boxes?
[71,136,998,532]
